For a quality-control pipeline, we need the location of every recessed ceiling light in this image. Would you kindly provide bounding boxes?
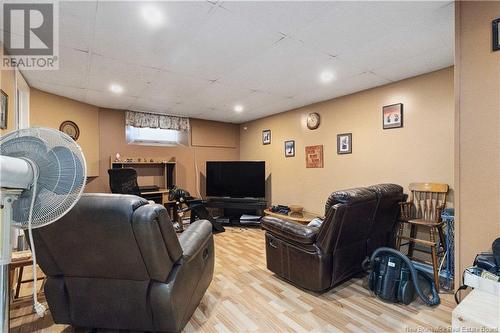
[141,6,164,27]
[109,84,124,94]
[319,70,335,84]
[234,104,244,113]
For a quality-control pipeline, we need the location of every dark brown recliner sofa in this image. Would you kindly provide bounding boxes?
[29,193,214,332]
[261,184,404,292]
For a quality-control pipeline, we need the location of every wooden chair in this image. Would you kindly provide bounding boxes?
[396,183,449,291]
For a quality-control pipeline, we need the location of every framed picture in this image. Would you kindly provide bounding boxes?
[383,103,403,129]
[493,18,500,51]
[305,145,323,168]
[284,140,295,157]
[262,129,271,145]
[337,133,352,154]
[0,90,8,130]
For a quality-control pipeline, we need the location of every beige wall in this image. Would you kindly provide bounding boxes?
[30,88,100,177]
[0,45,17,135]
[191,119,239,148]
[454,2,500,284]
[240,67,454,215]
[87,108,240,194]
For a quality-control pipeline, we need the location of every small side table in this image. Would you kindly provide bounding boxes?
[263,209,321,225]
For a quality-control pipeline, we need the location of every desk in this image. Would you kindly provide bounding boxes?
[110,158,176,189]
[141,189,179,222]
[142,188,170,205]
[263,209,320,225]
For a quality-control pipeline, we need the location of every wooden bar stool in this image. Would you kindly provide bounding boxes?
[9,250,45,303]
[396,183,449,291]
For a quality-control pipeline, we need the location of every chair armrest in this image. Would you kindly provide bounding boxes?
[399,201,413,221]
[178,220,212,263]
[261,216,318,245]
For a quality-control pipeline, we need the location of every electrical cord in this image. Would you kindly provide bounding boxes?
[26,160,46,317]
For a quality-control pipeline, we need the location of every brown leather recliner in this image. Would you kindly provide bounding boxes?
[29,193,214,332]
[262,184,404,292]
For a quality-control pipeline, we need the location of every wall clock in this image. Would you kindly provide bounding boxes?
[59,120,80,140]
[307,112,321,130]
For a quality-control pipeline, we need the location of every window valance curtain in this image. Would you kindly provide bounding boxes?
[125,111,190,131]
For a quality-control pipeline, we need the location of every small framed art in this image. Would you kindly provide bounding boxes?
[262,129,271,145]
[284,140,295,157]
[305,145,323,168]
[337,133,352,154]
[1,90,8,130]
[493,18,500,51]
[383,103,403,129]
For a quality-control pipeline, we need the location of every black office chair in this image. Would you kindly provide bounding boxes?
[108,168,141,196]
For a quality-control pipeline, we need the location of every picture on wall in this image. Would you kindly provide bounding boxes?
[284,140,295,157]
[305,145,323,168]
[383,103,403,129]
[262,129,271,145]
[1,90,8,130]
[337,133,352,154]
[493,18,500,51]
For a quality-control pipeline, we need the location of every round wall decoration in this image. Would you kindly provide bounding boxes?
[59,120,80,140]
[307,112,321,130]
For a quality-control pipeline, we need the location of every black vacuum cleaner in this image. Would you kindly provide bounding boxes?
[363,247,440,306]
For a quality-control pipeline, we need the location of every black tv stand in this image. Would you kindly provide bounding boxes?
[205,197,267,227]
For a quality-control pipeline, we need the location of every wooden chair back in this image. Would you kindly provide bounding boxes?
[408,183,449,221]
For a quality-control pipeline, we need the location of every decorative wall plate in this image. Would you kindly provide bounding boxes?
[59,120,80,140]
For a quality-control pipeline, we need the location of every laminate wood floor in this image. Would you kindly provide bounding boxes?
[10,227,455,333]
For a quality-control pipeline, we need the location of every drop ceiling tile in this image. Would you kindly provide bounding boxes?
[162,6,283,79]
[220,1,334,36]
[85,90,137,110]
[22,47,89,88]
[87,54,161,97]
[372,45,453,83]
[59,1,97,51]
[139,70,211,104]
[170,102,217,120]
[191,82,253,111]
[293,2,394,57]
[129,98,170,114]
[219,37,360,97]
[93,1,215,68]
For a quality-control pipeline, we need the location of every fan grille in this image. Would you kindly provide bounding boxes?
[0,127,87,229]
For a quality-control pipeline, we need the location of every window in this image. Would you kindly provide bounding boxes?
[126,125,188,146]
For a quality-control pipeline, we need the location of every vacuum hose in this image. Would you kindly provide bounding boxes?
[368,247,440,306]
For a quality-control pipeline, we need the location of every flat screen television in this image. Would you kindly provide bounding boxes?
[206,161,265,198]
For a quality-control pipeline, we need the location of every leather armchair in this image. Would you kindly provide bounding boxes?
[29,193,214,333]
[262,184,404,292]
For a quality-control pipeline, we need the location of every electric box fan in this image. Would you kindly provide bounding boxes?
[0,127,87,332]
